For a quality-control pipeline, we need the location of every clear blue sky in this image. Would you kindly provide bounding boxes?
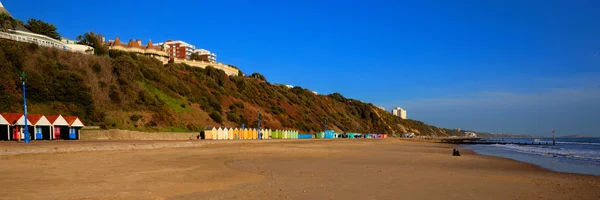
[4,0,600,136]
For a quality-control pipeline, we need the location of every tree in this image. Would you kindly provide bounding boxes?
[24,18,61,40]
[0,13,24,33]
[190,52,208,61]
[250,72,266,81]
[76,31,108,56]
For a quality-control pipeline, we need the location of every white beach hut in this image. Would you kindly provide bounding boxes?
[1,113,33,140]
[217,127,224,140]
[27,114,52,140]
[0,114,9,141]
[46,115,69,140]
[223,127,229,140]
[64,116,85,140]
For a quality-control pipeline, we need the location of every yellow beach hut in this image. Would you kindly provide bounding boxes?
[228,128,233,140]
[251,128,257,139]
[233,128,239,140]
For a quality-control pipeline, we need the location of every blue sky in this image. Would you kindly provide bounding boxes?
[4,0,600,136]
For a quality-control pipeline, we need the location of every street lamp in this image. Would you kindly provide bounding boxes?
[20,71,30,143]
[257,111,261,140]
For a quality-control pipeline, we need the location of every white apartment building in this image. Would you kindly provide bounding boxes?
[393,107,407,119]
[193,48,217,63]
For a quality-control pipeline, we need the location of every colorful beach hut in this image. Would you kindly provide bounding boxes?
[242,128,247,139]
[27,114,52,140]
[0,114,9,141]
[298,133,312,139]
[259,129,265,139]
[252,128,258,139]
[228,128,234,140]
[1,113,33,140]
[46,115,69,140]
[64,116,84,140]
[324,130,335,139]
[204,127,216,140]
[233,128,239,140]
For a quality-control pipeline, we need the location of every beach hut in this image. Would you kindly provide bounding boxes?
[1,113,33,140]
[315,132,324,139]
[204,127,216,140]
[64,116,84,140]
[228,128,233,140]
[216,127,223,140]
[0,114,9,141]
[233,128,239,140]
[266,129,271,139]
[223,128,229,140]
[252,128,258,139]
[242,128,248,139]
[259,129,264,139]
[27,114,52,140]
[324,130,335,139]
[298,133,312,139]
[46,115,69,140]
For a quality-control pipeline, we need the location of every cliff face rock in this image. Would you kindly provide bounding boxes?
[0,40,449,135]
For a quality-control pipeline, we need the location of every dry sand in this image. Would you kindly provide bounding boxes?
[0,139,598,200]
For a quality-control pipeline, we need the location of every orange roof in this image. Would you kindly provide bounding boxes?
[146,39,154,49]
[127,40,142,49]
[112,36,124,47]
[1,113,23,124]
[26,114,44,125]
[46,115,60,124]
[64,116,84,126]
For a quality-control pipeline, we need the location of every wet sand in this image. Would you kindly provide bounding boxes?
[0,139,598,200]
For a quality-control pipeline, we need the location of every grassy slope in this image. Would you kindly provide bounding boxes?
[0,40,456,135]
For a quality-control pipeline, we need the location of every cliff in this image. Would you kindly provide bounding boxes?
[0,40,453,135]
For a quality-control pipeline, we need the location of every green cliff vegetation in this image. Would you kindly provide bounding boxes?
[0,39,455,136]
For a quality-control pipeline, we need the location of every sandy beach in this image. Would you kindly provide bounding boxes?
[0,139,599,200]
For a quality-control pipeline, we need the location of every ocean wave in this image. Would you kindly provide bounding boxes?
[532,139,600,146]
[555,141,600,146]
[489,144,600,162]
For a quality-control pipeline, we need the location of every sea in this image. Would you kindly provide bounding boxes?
[464,137,600,176]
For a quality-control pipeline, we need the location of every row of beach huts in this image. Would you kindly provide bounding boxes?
[0,113,85,141]
[202,127,388,140]
[202,127,299,140]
